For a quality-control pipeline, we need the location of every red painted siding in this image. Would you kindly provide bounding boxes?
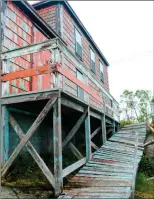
[3,1,33,94]
[37,5,57,32]
[2,1,53,94]
[62,7,110,92]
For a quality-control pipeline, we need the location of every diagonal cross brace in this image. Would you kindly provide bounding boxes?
[91,126,101,139]
[1,95,58,177]
[91,141,99,151]
[9,114,55,188]
[62,108,88,148]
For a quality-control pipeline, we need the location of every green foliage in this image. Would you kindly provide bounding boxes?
[138,156,154,177]
[136,172,154,196]
[120,89,152,123]
[120,120,134,127]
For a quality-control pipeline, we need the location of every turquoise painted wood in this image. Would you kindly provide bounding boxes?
[58,123,147,199]
[2,106,10,161]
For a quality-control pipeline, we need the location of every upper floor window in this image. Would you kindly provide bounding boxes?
[90,48,95,73]
[75,28,82,58]
[99,61,104,82]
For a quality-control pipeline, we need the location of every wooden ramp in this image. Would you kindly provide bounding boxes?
[59,123,147,199]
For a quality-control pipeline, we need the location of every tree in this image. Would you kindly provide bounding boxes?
[120,89,152,123]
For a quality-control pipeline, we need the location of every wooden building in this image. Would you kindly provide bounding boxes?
[0,0,120,196]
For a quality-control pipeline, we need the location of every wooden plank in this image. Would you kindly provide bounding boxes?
[69,143,83,160]
[1,89,59,104]
[1,38,59,60]
[62,157,86,178]
[85,106,91,161]
[62,108,88,148]
[91,141,99,151]
[101,114,106,144]
[1,64,56,81]
[1,96,58,177]
[9,114,55,188]
[53,96,63,196]
[91,126,101,139]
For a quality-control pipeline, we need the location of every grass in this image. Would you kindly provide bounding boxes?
[135,172,154,198]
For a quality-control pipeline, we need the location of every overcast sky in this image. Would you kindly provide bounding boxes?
[29,1,153,102]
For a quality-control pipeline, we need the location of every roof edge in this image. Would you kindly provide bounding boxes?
[33,0,110,66]
[11,1,64,43]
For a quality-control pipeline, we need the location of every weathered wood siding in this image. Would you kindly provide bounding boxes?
[2,1,32,94]
[2,1,53,95]
[62,7,110,92]
[37,5,57,32]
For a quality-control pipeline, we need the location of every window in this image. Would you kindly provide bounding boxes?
[100,61,104,82]
[110,99,113,108]
[90,48,95,73]
[77,70,84,100]
[75,28,82,58]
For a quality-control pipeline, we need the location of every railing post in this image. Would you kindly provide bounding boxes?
[101,114,106,144]
[85,106,91,161]
[53,94,63,196]
[131,131,139,199]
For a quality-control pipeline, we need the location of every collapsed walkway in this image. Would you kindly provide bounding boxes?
[59,123,147,199]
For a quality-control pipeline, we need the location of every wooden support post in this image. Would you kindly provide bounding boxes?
[85,106,91,161]
[101,114,106,144]
[53,96,63,196]
[1,106,9,163]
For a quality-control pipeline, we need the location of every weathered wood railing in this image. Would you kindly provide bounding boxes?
[1,37,120,123]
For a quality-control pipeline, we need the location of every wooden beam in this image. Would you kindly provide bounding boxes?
[91,126,101,139]
[107,127,114,134]
[62,157,86,178]
[62,109,88,148]
[1,38,59,60]
[9,108,37,117]
[91,141,99,151]
[9,114,55,188]
[1,64,56,81]
[1,90,59,105]
[85,106,91,161]
[1,96,58,177]
[101,114,106,144]
[69,142,83,160]
[53,96,63,196]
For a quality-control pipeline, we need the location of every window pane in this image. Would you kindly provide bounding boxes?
[77,70,83,82]
[90,49,95,62]
[75,28,82,46]
[100,62,103,73]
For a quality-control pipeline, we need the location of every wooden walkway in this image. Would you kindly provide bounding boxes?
[59,123,146,199]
